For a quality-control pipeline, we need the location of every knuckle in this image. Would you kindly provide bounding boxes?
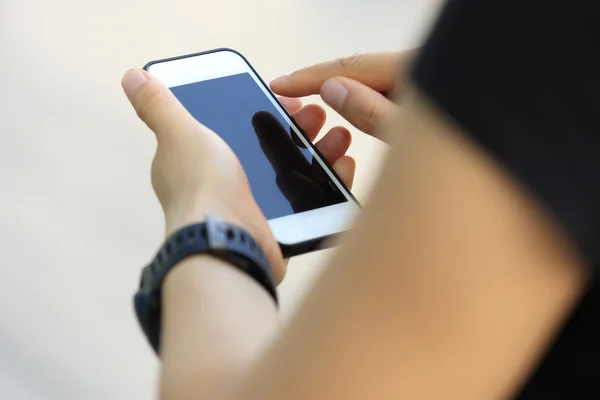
[337,53,362,70]
[356,96,378,132]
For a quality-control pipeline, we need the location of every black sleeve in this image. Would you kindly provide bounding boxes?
[411,0,600,269]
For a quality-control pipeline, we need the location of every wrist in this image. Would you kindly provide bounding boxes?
[163,194,285,283]
[135,217,280,354]
[164,197,241,237]
[159,219,279,311]
[161,253,278,309]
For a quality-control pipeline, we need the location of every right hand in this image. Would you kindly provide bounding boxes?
[270,51,414,140]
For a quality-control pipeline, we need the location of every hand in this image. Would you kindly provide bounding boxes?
[276,96,356,190]
[121,69,356,283]
[122,69,287,281]
[270,51,414,140]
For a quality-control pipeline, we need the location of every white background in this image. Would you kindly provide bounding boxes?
[0,0,438,398]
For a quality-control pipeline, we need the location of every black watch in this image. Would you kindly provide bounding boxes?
[133,215,278,353]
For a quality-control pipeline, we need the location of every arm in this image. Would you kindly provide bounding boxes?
[157,89,587,400]
[159,255,279,399]
[123,2,598,396]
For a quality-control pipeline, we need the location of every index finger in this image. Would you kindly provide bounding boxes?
[270,51,410,98]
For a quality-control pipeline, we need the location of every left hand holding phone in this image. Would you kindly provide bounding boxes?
[121,67,357,281]
[121,68,287,282]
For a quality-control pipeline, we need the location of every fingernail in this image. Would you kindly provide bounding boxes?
[270,75,289,87]
[122,69,148,98]
[321,79,348,111]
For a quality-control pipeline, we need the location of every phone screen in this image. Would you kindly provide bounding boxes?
[170,72,348,220]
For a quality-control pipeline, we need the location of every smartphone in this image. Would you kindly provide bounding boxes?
[144,48,360,257]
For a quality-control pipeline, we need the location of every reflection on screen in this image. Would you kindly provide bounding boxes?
[170,73,347,220]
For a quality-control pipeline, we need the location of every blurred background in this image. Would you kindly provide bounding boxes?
[0,0,438,398]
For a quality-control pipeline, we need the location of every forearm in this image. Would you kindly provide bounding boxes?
[159,255,279,400]
[224,90,587,399]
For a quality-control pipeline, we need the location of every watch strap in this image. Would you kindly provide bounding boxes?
[134,216,277,353]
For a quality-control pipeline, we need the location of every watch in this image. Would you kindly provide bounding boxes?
[133,215,278,354]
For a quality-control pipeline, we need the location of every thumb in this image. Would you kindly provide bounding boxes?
[320,77,398,136]
[121,69,198,142]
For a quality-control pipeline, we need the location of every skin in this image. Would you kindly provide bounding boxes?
[121,51,588,399]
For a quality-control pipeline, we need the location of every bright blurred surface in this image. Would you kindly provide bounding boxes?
[0,1,437,398]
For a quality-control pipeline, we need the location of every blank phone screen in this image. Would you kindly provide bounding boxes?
[170,72,348,220]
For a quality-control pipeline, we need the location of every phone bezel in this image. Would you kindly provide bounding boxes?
[144,48,360,257]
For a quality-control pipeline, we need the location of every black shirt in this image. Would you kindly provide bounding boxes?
[412,0,600,397]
